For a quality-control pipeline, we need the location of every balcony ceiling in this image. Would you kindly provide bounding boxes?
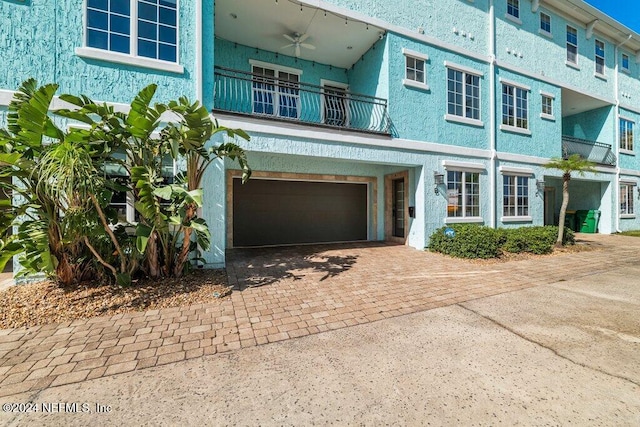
[562,88,611,117]
[214,0,385,69]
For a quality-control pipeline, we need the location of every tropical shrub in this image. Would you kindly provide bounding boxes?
[0,79,251,286]
[428,224,575,258]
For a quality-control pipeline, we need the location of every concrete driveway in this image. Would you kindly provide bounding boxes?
[1,235,640,425]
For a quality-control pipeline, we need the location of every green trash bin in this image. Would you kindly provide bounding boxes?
[579,210,601,233]
[575,210,588,232]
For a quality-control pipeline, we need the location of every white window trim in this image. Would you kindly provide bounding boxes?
[444,114,484,127]
[442,160,486,172]
[539,91,555,99]
[566,25,579,67]
[75,47,184,74]
[594,39,606,77]
[505,0,521,23]
[501,216,533,222]
[539,12,552,36]
[446,64,482,123]
[443,61,483,77]
[540,92,554,119]
[594,73,607,81]
[81,0,181,70]
[498,166,534,176]
[444,216,484,224]
[499,78,530,91]
[505,13,522,25]
[540,113,555,121]
[620,149,635,156]
[539,29,553,39]
[565,61,581,70]
[619,117,635,152]
[500,124,532,135]
[403,79,430,91]
[621,53,631,73]
[620,182,636,217]
[402,48,429,89]
[249,59,302,75]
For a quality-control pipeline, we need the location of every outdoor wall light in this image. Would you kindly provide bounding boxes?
[434,171,445,195]
[536,179,546,193]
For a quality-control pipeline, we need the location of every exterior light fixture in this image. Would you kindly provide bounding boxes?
[536,179,546,193]
[434,171,445,195]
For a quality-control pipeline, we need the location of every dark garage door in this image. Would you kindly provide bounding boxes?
[233,178,368,247]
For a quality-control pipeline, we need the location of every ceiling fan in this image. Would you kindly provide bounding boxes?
[281,32,316,57]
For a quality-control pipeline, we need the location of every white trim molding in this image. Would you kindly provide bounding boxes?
[498,166,534,176]
[501,216,533,222]
[444,216,484,224]
[444,114,483,127]
[539,90,555,98]
[444,61,484,77]
[500,124,532,135]
[442,160,486,172]
[75,47,185,74]
[499,77,531,91]
[403,79,430,91]
[402,48,429,61]
[248,59,302,75]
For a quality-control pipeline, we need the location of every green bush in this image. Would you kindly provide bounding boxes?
[428,224,501,259]
[428,225,575,258]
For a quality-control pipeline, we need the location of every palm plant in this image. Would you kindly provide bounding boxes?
[544,154,597,247]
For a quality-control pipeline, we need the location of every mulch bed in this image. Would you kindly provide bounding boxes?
[0,269,231,330]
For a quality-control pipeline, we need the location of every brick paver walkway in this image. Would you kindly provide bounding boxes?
[1,234,637,397]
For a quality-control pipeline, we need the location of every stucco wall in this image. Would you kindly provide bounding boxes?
[0,0,196,104]
[562,106,614,143]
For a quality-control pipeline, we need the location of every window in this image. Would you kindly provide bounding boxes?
[502,83,528,129]
[86,0,179,63]
[507,0,519,19]
[405,56,425,84]
[620,184,635,216]
[622,53,630,72]
[566,26,578,65]
[447,68,480,121]
[503,175,529,217]
[540,12,551,34]
[620,118,634,152]
[447,171,480,218]
[322,84,349,127]
[595,40,605,75]
[252,65,300,119]
[541,94,553,117]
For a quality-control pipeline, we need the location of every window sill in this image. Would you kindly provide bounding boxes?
[620,149,635,156]
[505,14,522,25]
[500,124,531,136]
[501,216,532,223]
[75,47,185,74]
[594,72,607,81]
[540,113,555,121]
[444,216,484,224]
[621,68,631,75]
[538,29,553,39]
[620,214,636,219]
[565,61,580,71]
[444,114,484,127]
[402,79,430,91]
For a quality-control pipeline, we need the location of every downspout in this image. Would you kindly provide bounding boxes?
[614,34,632,232]
[489,0,497,228]
[195,0,204,102]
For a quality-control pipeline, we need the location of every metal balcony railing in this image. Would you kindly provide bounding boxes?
[213,66,391,135]
[562,135,616,166]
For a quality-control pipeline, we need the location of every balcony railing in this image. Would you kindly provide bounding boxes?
[213,66,391,135]
[562,135,616,166]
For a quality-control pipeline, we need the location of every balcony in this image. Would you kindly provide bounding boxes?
[562,135,616,166]
[213,67,391,135]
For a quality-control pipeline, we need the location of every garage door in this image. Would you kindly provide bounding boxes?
[233,178,368,247]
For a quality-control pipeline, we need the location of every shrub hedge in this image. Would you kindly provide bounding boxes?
[428,225,575,259]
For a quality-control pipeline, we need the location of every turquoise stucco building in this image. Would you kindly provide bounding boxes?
[2,0,640,268]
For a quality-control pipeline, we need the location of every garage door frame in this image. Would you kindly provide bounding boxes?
[226,170,377,247]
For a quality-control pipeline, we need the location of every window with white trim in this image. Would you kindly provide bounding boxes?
[541,94,553,116]
[503,175,529,217]
[502,83,528,129]
[86,0,179,63]
[447,68,480,121]
[566,26,578,65]
[507,0,519,19]
[620,184,634,216]
[447,170,480,218]
[595,39,605,75]
[540,12,551,34]
[620,118,634,151]
[405,55,426,84]
[252,65,301,119]
[622,53,630,72]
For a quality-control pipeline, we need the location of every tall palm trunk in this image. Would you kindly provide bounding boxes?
[556,173,571,247]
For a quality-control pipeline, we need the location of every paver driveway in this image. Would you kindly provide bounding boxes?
[0,234,635,397]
